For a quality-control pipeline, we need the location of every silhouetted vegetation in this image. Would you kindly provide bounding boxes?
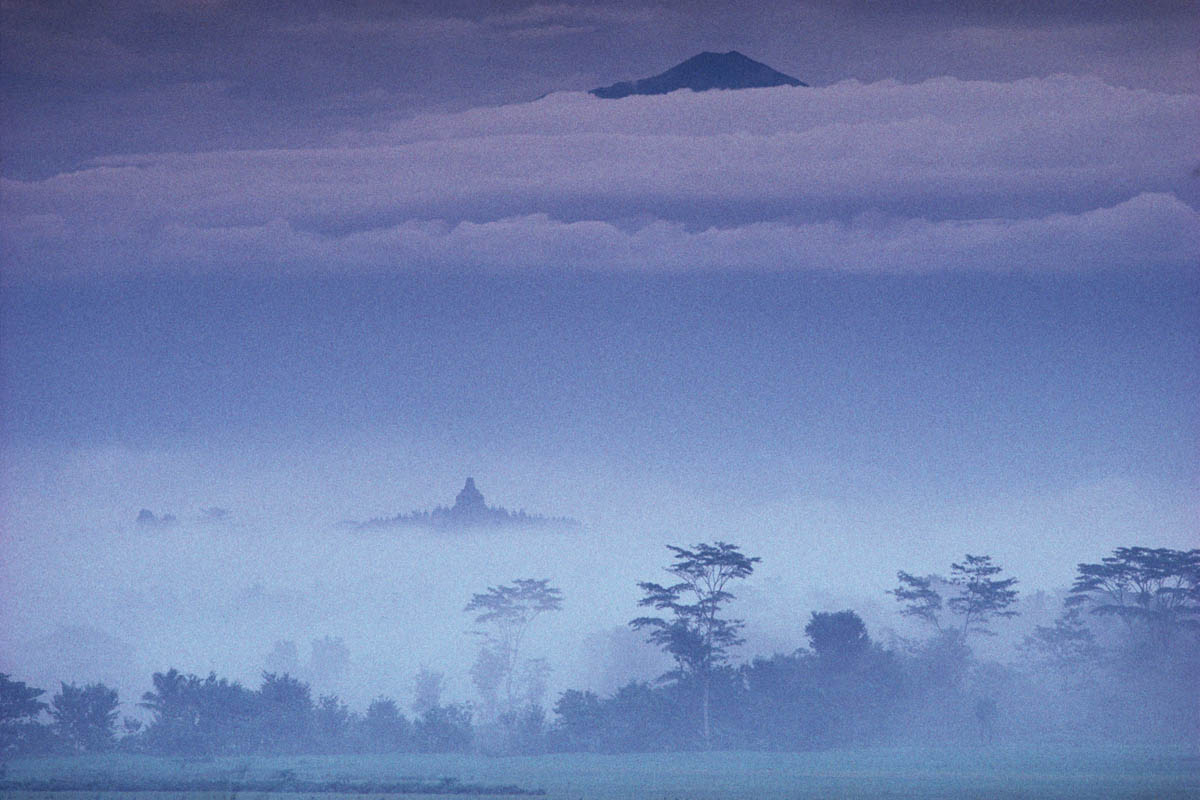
[0,773,543,795]
[467,578,562,753]
[631,542,759,748]
[891,554,1020,640]
[0,674,50,757]
[1,546,1195,757]
[50,683,118,753]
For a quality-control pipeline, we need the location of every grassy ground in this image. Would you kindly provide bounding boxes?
[1,796,537,800]
[0,795,533,800]
[4,745,1198,799]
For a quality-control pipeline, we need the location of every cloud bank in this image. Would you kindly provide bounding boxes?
[3,76,1196,281]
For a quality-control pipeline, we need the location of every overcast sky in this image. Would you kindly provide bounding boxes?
[1,1,1197,711]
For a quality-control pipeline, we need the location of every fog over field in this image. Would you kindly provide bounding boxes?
[0,0,1197,775]
[2,274,1195,716]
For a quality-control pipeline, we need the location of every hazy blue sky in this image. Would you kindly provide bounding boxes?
[1,1,1196,710]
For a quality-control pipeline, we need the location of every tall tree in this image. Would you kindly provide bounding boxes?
[1066,546,1200,649]
[140,669,200,754]
[51,682,118,752]
[0,674,48,755]
[414,703,473,753]
[0,674,46,726]
[361,697,410,752]
[313,694,351,752]
[1019,607,1102,689]
[465,578,562,722]
[947,555,1020,637]
[552,689,603,751]
[805,610,871,668]
[257,672,314,754]
[140,670,257,756]
[890,554,1019,640]
[411,668,444,718]
[631,541,759,748]
[309,636,350,687]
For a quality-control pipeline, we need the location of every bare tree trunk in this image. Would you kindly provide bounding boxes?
[702,676,711,750]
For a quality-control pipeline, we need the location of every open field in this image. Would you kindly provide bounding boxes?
[3,746,1198,800]
[0,795,534,800]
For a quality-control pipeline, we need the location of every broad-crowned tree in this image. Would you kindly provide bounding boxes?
[806,610,871,668]
[465,578,562,723]
[0,673,48,755]
[631,541,759,748]
[51,682,118,752]
[891,554,1019,641]
[1018,607,1102,690]
[1066,546,1200,650]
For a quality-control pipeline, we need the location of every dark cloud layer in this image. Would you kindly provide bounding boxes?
[2,1,1195,176]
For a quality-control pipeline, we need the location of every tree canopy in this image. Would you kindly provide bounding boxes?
[0,673,46,724]
[465,578,563,725]
[51,682,118,753]
[805,610,871,666]
[632,541,759,747]
[891,554,1018,639]
[1066,547,1200,647]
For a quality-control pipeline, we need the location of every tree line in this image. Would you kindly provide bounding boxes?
[1,545,1196,757]
[0,669,474,758]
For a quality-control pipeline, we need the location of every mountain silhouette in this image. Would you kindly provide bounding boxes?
[591,51,805,99]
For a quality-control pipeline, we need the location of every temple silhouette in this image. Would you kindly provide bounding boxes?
[353,478,577,530]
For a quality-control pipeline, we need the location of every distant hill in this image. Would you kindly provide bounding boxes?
[591,51,806,99]
[352,478,578,530]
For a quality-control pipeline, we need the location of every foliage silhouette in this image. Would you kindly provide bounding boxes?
[891,554,1019,640]
[1067,547,1200,648]
[466,578,563,725]
[51,682,118,752]
[632,541,759,748]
